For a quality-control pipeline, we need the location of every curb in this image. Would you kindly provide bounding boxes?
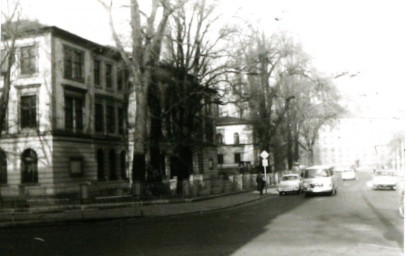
[0,188,278,228]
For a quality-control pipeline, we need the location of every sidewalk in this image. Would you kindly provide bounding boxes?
[0,187,278,228]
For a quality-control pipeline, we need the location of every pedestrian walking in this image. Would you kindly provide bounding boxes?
[256,173,265,195]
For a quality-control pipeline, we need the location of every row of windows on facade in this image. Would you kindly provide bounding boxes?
[1,45,129,91]
[217,153,245,165]
[216,133,241,145]
[0,149,128,185]
[18,95,126,134]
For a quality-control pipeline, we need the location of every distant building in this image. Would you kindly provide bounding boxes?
[313,118,403,169]
[215,115,258,174]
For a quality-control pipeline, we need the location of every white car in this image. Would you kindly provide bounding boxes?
[302,165,337,196]
[372,170,397,190]
[341,169,356,180]
[278,174,302,195]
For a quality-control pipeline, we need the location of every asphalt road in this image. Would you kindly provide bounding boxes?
[0,172,403,256]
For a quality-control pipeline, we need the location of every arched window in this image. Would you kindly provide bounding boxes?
[109,149,117,180]
[0,149,7,184]
[234,132,240,144]
[21,149,38,184]
[97,149,105,181]
[216,133,223,145]
[120,151,127,180]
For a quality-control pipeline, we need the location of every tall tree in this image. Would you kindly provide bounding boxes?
[99,0,175,186]
[227,31,298,171]
[160,0,230,183]
[296,75,345,165]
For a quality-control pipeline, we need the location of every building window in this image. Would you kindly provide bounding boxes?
[117,69,123,91]
[217,154,224,165]
[64,45,84,81]
[65,96,83,131]
[94,59,101,86]
[20,45,37,75]
[97,149,105,181]
[0,150,7,184]
[20,95,37,128]
[234,132,240,144]
[234,153,241,164]
[216,133,223,144]
[118,107,124,134]
[21,149,38,184]
[95,103,104,132]
[109,150,117,180]
[106,105,115,133]
[120,151,127,180]
[105,63,113,89]
[69,157,83,177]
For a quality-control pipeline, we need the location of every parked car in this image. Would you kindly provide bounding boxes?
[278,173,302,195]
[341,169,356,180]
[302,165,337,196]
[372,170,397,190]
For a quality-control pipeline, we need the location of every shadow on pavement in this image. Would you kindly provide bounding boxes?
[0,193,308,256]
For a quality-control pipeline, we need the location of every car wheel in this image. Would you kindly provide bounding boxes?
[279,192,283,196]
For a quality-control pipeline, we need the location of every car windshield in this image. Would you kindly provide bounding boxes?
[304,169,329,178]
[282,176,298,181]
[376,171,394,176]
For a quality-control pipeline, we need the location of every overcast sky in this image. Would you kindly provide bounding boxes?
[2,0,405,120]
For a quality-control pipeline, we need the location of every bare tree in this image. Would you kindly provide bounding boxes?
[296,76,345,165]
[0,0,22,137]
[227,31,298,172]
[99,0,175,186]
[159,0,231,184]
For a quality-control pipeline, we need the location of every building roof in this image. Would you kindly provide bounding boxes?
[216,116,251,126]
[1,20,120,58]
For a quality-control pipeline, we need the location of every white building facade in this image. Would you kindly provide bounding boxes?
[0,25,129,199]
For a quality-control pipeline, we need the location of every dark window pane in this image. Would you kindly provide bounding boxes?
[21,149,38,184]
[64,46,83,81]
[109,150,117,180]
[63,47,72,78]
[21,96,36,128]
[94,60,100,85]
[117,69,123,91]
[217,154,224,164]
[118,107,124,134]
[75,98,83,130]
[106,64,113,88]
[65,97,73,129]
[97,149,105,181]
[95,103,104,132]
[106,106,115,133]
[234,153,241,164]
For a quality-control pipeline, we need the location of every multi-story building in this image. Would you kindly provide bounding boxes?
[313,118,403,169]
[0,22,221,200]
[216,116,258,174]
[0,22,129,199]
